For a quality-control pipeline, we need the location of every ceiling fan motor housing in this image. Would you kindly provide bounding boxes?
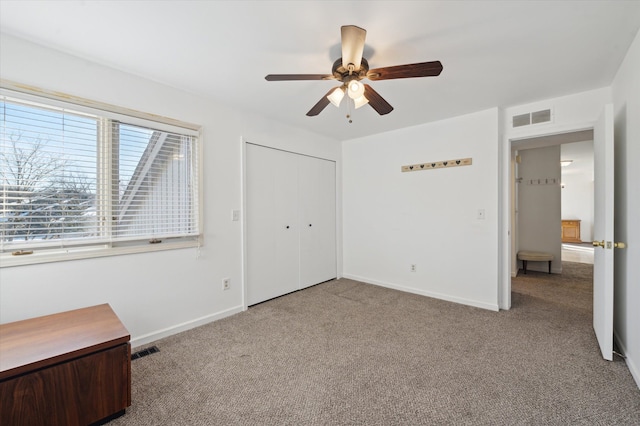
[332,57,369,82]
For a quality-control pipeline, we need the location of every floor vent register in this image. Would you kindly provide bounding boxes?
[131,345,160,360]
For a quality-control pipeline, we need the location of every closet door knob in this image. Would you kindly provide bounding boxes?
[309,224,312,227]
[286,225,290,229]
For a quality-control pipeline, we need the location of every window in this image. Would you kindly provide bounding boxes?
[0,88,200,266]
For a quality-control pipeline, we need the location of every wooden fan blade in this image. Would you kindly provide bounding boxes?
[363,84,393,115]
[367,61,443,80]
[306,88,338,116]
[265,74,334,81]
[341,25,366,70]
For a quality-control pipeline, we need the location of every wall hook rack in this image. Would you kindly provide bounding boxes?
[401,157,472,173]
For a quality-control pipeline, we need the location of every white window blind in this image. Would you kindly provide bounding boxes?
[0,91,200,262]
[113,123,198,242]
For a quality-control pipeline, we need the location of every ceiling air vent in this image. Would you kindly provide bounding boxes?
[531,109,551,124]
[512,108,552,128]
[512,113,531,127]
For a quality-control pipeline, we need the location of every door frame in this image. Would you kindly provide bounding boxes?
[499,121,596,309]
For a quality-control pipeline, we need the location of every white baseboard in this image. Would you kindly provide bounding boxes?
[130,305,245,348]
[614,330,640,389]
[341,274,499,312]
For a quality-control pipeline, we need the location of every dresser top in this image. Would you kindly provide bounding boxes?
[0,304,130,380]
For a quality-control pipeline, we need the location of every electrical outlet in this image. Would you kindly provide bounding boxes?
[411,264,416,272]
[222,278,230,290]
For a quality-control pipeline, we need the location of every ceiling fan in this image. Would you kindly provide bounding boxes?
[265,25,443,119]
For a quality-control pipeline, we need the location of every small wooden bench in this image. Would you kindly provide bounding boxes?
[517,251,553,274]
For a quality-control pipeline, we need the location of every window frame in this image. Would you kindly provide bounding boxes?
[0,81,203,267]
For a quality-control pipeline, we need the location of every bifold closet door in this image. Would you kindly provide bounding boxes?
[299,154,337,288]
[246,144,299,305]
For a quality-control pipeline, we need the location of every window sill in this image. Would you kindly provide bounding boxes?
[0,238,201,268]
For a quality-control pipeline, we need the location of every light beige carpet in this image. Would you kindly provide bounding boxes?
[109,262,639,425]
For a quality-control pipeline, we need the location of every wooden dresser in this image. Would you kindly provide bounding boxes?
[0,304,131,425]
[561,219,582,243]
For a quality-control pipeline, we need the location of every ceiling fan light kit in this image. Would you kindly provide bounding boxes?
[327,86,345,107]
[265,25,443,121]
[347,80,365,99]
[353,94,369,109]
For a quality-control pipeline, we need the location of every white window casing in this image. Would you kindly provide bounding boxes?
[0,84,202,267]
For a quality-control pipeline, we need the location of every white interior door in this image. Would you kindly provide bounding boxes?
[298,155,337,288]
[593,104,615,361]
[246,144,299,305]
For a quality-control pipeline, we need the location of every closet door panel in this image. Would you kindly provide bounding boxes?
[273,150,300,297]
[299,155,337,288]
[246,144,299,305]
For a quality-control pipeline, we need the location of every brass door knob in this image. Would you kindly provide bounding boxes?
[593,240,605,248]
[614,242,626,249]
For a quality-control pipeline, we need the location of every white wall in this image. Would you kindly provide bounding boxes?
[561,141,594,242]
[343,108,500,311]
[517,146,562,273]
[503,88,612,139]
[0,34,341,346]
[611,29,640,388]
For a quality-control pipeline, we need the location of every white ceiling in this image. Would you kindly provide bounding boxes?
[1,1,639,141]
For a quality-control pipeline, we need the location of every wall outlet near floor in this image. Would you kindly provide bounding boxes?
[222,278,230,290]
[411,264,416,272]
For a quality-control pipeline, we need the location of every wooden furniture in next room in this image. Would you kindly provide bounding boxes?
[561,219,582,243]
[0,304,131,425]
